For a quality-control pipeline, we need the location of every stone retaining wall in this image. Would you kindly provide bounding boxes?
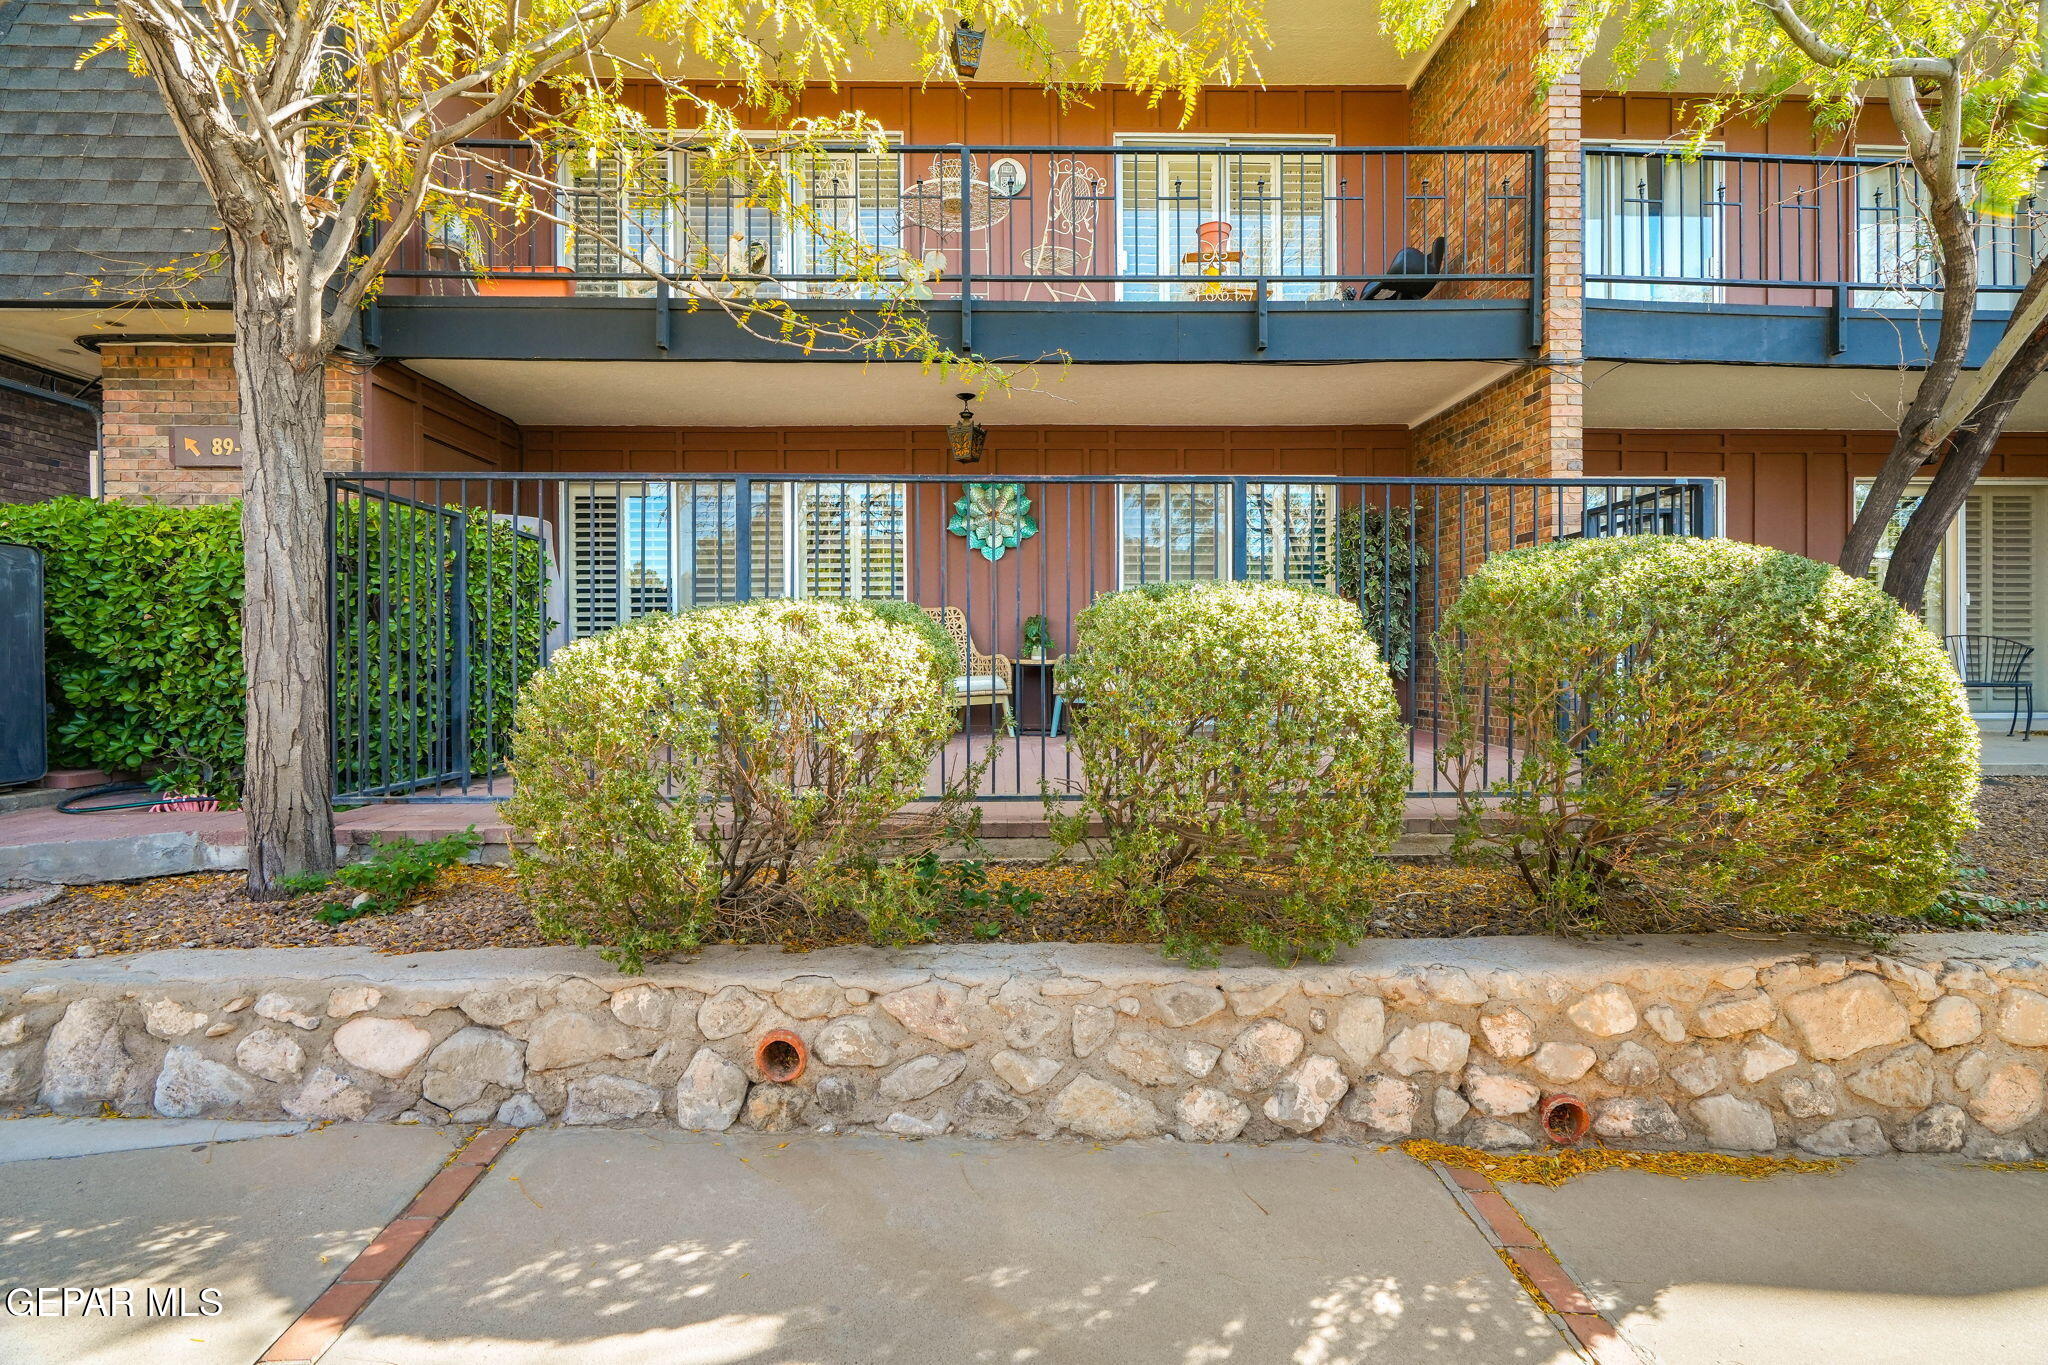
[3,936,2045,1158]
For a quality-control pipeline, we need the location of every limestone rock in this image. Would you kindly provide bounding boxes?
[1466,1119,1535,1149]
[332,1016,434,1079]
[774,977,844,1021]
[154,1046,254,1118]
[278,1067,370,1121]
[1071,1004,1116,1059]
[1104,1032,1181,1087]
[1001,1004,1063,1052]
[1739,1036,1799,1085]
[39,998,130,1112]
[459,986,539,1028]
[743,1084,807,1132]
[1593,1097,1686,1144]
[552,979,609,1012]
[1343,1074,1419,1136]
[0,1014,31,1049]
[1383,1022,1469,1078]
[1220,1020,1308,1090]
[234,1028,306,1084]
[1334,997,1387,1066]
[1117,997,1142,1017]
[1915,995,1983,1050]
[1599,1041,1661,1088]
[880,981,976,1049]
[254,992,322,1031]
[1896,1103,1967,1154]
[815,1016,893,1068]
[0,1046,39,1103]
[1225,982,1289,1018]
[697,986,768,1042]
[1782,975,1910,1060]
[1691,1094,1777,1152]
[1528,1041,1595,1084]
[879,1052,968,1102]
[1955,1049,1994,1094]
[880,1110,950,1137]
[1465,1069,1539,1118]
[1477,1007,1536,1061]
[1845,1044,1933,1110]
[422,1027,525,1110]
[143,998,205,1041]
[1995,989,2048,1047]
[674,1047,748,1130]
[519,1008,623,1071]
[1780,1069,1840,1119]
[991,1050,1062,1094]
[327,985,382,1019]
[1433,1088,1471,1133]
[1669,1047,1722,1097]
[1177,1086,1251,1141]
[814,1076,860,1117]
[1567,984,1638,1038]
[957,1079,1031,1130]
[1798,1117,1890,1157]
[1049,1075,1162,1140]
[609,985,670,1031]
[1693,990,1776,1039]
[563,1074,661,1125]
[1967,1061,2044,1134]
[497,1093,548,1128]
[1178,1041,1222,1078]
[1263,1055,1348,1133]
[1153,984,1225,1028]
[1643,1003,1687,1045]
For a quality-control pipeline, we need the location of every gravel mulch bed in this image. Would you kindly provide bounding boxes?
[3,778,2043,965]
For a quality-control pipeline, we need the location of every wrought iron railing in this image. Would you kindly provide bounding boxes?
[378,142,1540,320]
[1585,148,2043,321]
[327,472,1716,803]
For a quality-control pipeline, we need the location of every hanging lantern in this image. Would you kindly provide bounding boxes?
[946,392,986,464]
[950,19,986,77]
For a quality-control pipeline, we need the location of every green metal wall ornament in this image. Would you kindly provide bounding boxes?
[948,482,1038,561]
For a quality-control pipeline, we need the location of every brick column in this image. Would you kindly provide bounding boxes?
[99,343,368,505]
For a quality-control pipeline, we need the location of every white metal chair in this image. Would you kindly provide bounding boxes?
[1020,158,1109,301]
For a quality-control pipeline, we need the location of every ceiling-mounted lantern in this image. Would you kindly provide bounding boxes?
[950,19,987,77]
[946,392,986,464]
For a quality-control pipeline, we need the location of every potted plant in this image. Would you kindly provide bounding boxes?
[1022,614,1055,661]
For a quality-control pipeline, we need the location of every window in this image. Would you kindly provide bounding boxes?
[1855,148,2048,309]
[1115,136,1334,301]
[564,479,901,638]
[1585,144,1723,302]
[1117,481,1339,589]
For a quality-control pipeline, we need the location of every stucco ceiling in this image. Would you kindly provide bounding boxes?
[0,303,230,381]
[405,358,1515,428]
[1584,361,2048,432]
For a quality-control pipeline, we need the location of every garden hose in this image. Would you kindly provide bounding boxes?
[57,781,165,815]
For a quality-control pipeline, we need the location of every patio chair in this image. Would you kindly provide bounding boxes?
[1348,235,1447,301]
[941,606,1015,733]
[1944,635,2035,739]
[1020,158,1109,302]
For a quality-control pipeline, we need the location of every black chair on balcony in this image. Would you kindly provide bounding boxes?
[1943,635,2034,739]
[1349,235,1447,301]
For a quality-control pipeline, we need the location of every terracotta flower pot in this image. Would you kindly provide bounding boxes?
[477,265,575,297]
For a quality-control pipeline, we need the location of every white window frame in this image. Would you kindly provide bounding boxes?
[1110,133,1337,302]
[1584,139,1725,303]
[1113,480,1342,590]
[1852,144,2046,313]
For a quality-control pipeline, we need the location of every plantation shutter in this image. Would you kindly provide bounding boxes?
[1119,151,1210,301]
[1229,152,1327,293]
[564,153,623,296]
[567,486,623,637]
[565,482,679,636]
[1964,488,2043,683]
[795,482,905,599]
[1119,482,1225,585]
[563,148,670,297]
[791,150,902,296]
[1245,483,1337,590]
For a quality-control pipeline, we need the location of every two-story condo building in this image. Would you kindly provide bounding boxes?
[0,0,2040,799]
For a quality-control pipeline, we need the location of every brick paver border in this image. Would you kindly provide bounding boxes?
[1427,1160,1646,1365]
[258,1126,520,1365]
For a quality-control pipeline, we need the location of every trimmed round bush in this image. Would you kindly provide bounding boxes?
[1436,536,1979,924]
[1051,581,1411,962]
[504,600,963,970]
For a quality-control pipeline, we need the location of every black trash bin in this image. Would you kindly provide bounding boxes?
[0,543,47,788]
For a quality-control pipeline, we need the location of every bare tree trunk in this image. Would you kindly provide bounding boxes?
[1880,321,2048,607]
[233,248,338,895]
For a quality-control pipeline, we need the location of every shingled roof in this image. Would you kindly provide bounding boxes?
[0,0,226,303]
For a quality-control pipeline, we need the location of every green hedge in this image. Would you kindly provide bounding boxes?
[0,495,547,802]
[0,498,243,796]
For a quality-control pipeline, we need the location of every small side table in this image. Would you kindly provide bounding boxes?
[1014,655,1064,734]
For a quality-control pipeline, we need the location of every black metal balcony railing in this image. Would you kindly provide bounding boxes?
[326,472,1716,806]
[379,142,1541,339]
[1585,148,2045,318]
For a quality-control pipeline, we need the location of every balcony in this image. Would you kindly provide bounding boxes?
[366,143,1542,366]
[1584,148,2045,368]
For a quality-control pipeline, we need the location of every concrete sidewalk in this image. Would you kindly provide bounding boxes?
[2,1120,2046,1364]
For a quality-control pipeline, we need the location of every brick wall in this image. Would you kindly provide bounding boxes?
[0,357,96,503]
[1408,0,1582,482]
[99,343,368,504]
